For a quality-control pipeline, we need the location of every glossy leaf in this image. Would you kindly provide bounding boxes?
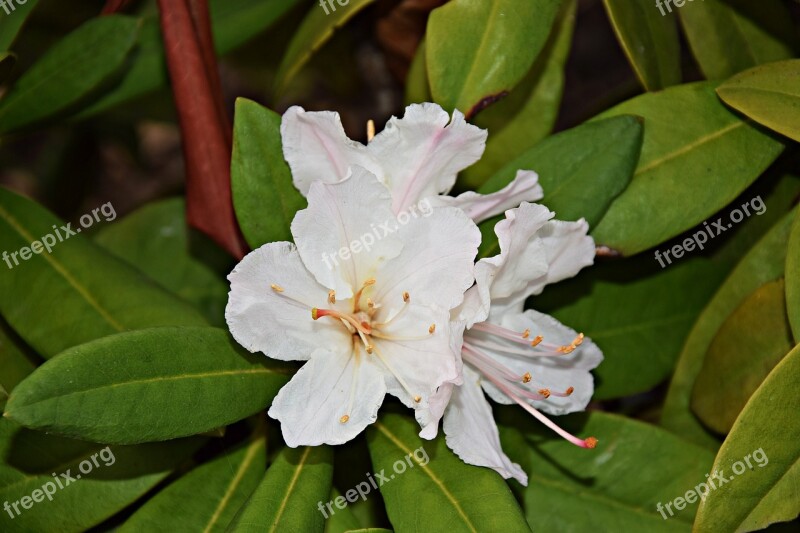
[661,210,797,449]
[498,410,715,530]
[0,418,201,533]
[787,208,800,343]
[367,413,529,532]
[427,0,561,118]
[0,187,206,358]
[0,0,39,51]
[0,52,15,84]
[273,0,376,98]
[678,0,795,81]
[231,98,306,249]
[592,82,784,256]
[229,446,333,532]
[717,59,800,144]
[94,198,228,326]
[4,326,291,444]
[119,425,266,532]
[693,344,800,532]
[81,0,302,117]
[478,115,642,258]
[404,39,431,105]
[0,15,140,134]
[463,0,576,186]
[691,280,792,434]
[0,319,35,410]
[602,0,681,91]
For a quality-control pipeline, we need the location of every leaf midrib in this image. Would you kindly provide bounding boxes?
[269,447,311,533]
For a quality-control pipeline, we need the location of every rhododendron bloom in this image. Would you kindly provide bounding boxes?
[421,202,603,485]
[280,102,543,222]
[225,168,480,447]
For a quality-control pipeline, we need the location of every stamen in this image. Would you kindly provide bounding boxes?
[367,119,375,142]
[463,345,530,383]
[429,323,436,334]
[468,337,568,358]
[548,386,574,398]
[371,344,420,405]
[340,415,350,424]
[313,308,371,334]
[538,388,551,398]
[353,278,376,312]
[413,395,421,403]
[522,329,530,339]
[403,291,410,302]
[473,322,540,346]
[530,335,543,347]
[573,333,584,346]
[522,372,532,383]
[366,344,374,354]
[367,298,375,309]
[270,284,284,293]
[328,290,336,304]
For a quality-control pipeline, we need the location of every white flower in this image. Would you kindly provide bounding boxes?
[280,103,543,222]
[225,168,480,447]
[421,202,603,485]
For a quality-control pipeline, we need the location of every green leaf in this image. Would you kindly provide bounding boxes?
[497,410,716,530]
[0,187,207,358]
[0,418,201,533]
[94,198,228,326]
[678,0,795,81]
[787,208,800,343]
[602,0,681,91]
[592,82,784,256]
[0,52,15,84]
[0,319,36,410]
[367,413,529,532]
[404,39,431,105]
[477,115,642,258]
[0,0,39,51]
[690,280,793,435]
[717,59,800,144]
[324,488,362,533]
[81,0,302,118]
[0,15,140,134]
[119,424,266,532]
[273,0,376,98]
[229,446,333,532]
[693,344,800,532]
[661,209,797,449]
[537,254,725,400]
[231,98,306,249]
[427,0,561,118]
[4,326,291,444]
[462,0,576,186]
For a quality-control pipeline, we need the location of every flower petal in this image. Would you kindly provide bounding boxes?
[371,304,459,410]
[417,319,466,439]
[428,170,543,224]
[281,106,381,195]
[367,103,487,213]
[477,309,603,415]
[292,167,403,299]
[443,366,528,485]
[373,206,480,314]
[226,242,350,361]
[268,348,387,446]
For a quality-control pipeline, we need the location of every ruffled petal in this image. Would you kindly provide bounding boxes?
[226,242,350,361]
[428,170,543,224]
[281,106,381,195]
[373,206,480,314]
[476,309,603,416]
[367,103,487,213]
[268,348,387,446]
[291,167,403,299]
[417,319,466,439]
[442,366,528,485]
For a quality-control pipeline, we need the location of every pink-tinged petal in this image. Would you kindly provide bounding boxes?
[452,285,489,329]
[476,309,603,416]
[292,167,403,299]
[443,367,528,485]
[226,242,350,361]
[428,170,543,224]
[281,106,381,195]
[371,304,459,409]
[367,103,487,213]
[268,348,387,447]
[373,206,480,314]
[417,319,466,439]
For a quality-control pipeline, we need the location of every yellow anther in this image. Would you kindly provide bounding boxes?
[328,290,336,304]
[530,335,543,347]
[522,372,532,383]
[366,345,374,354]
[584,437,598,449]
[363,278,376,287]
[311,308,320,320]
[340,415,350,424]
[367,298,375,309]
[429,324,436,334]
[367,119,375,142]
[413,395,421,403]
[573,333,584,346]
[522,329,530,339]
[402,291,410,302]
[270,284,284,293]
[566,386,574,396]
[538,388,551,398]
